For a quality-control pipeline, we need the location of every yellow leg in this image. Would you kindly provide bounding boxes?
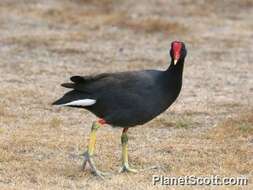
[122,135,129,166]
[87,121,99,156]
[119,128,137,173]
[82,121,109,178]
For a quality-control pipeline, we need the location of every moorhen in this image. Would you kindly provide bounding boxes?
[53,41,187,178]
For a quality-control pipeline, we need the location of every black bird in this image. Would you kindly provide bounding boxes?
[53,41,187,177]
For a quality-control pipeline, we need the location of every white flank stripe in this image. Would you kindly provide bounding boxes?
[63,99,96,106]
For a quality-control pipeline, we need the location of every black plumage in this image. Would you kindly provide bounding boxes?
[53,41,187,176]
[53,41,187,127]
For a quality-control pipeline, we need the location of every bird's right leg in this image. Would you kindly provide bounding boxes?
[82,119,108,178]
[119,128,138,173]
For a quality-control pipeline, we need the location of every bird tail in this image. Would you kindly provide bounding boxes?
[52,90,96,107]
[61,83,75,89]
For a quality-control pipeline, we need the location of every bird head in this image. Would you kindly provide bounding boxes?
[170,41,187,65]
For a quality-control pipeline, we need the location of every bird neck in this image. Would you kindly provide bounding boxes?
[166,58,185,78]
[161,58,185,101]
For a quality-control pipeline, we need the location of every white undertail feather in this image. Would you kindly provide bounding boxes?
[62,99,96,106]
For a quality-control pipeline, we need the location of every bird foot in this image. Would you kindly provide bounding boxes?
[119,164,138,173]
[82,151,110,179]
[140,165,159,171]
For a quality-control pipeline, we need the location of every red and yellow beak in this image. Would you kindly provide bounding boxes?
[173,53,180,65]
[172,41,182,65]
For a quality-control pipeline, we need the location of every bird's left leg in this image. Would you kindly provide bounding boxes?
[119,128,138,173]
[82,119,108,178]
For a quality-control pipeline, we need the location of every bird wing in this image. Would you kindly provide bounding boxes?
[70,73,109,83]
[61,70,159,95]
[61,73,111,89]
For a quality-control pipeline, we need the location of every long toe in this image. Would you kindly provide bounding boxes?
[82,151,111,179]
[119,165,138,173]
[140,165,159,171]
[92,169,111,179]
[81,151,89,171]
[82,160,88,171]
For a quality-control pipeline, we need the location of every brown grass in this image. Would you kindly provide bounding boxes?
[50,117,63,128]
[210,112,253,140]
[77,0,122,7]
[115,17,187,34]
[0,105,6,117]
[182,0,253,17]
[2,32,88,47]
[0,0,253,189]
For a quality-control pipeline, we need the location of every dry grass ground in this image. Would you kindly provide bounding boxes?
[0,0,252,189]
